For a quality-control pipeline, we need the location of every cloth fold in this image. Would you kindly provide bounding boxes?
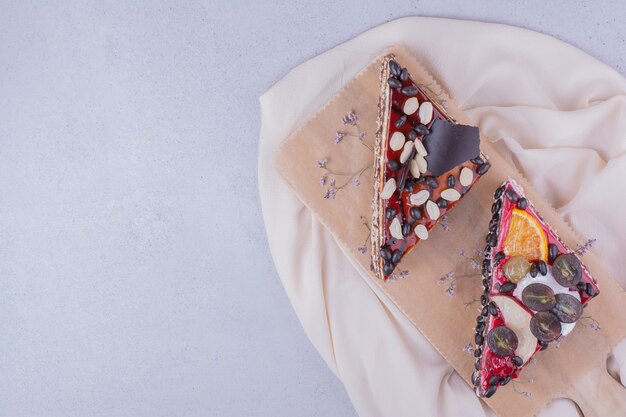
[259,17,626,417]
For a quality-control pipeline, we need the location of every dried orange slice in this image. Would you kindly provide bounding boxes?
[503,209,548,261]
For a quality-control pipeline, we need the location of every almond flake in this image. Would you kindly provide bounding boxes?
[403,97,419,115]
[415,154,428,173]
[389,131,405,151]
[389,217,403,240]
[441,188,461,202]
[400,141,414,163]
[409,159,420,178]
[419,102,433,124]
[414,224,429,240]
[414,140,428,157]
[460,167,473,187]
[381,178,396,200]
[410,189,430,206]
[425,200,440,220]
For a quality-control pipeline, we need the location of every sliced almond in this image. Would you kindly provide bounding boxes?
[419,101,433,124]
[409,159,420,178]
[403,97,419,115]
[409,189,430,206]
[414,140,428,157]
[441,188,461,202]
[460,167,473,187]
[389,131,405,151]
[400,141,414,163]
[414,224,429,240]
[425,200,440,220]
[415,154,428,173]
[381,178,396,200]
[389,217,403,240]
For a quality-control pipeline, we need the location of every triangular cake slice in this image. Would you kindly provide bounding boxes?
[371,54,490,280]
[471,179,600,397]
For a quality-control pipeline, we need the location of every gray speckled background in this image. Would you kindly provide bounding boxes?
[0,1,624,416]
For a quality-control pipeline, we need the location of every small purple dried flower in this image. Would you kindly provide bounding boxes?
[334,131,347,144]
[316,158,328,169]
[575,238,596,256]
[323,188,337,200]
[352,178,361,187]
[342,111,358,125]
[329,178,336,187]
[319,175,327,187]
[357,246,367,254]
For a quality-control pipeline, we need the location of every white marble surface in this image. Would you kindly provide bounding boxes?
[0,1,624,416]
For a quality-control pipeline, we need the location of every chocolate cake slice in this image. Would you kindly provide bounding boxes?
[471,179,600,398]
[371,54,490,280]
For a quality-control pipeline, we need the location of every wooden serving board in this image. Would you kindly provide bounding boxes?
[275,45,626,417]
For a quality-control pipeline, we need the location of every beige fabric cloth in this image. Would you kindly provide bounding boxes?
[258,17,626,417]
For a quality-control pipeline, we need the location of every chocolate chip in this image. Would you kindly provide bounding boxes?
[399,68,409,81]
[517,198,528,209]
[512,356,523,367]
[385,207,397,220]
[586,283,596,297]
[489,219,498,233]
[495,251,505,264]
[410,207,422,220]
[486,233,497,247]
[530,262,538,277]
[401,85,418,96]
[414,124,429,136]
[475,334,484,345]
[471,372,479,386]
[482,306,488,317]
[500,376,511,386]
[474,348,482,357]
[380,248,392,261]
[425,176,438,188]
[389,60,401,76]
[488,375,500,386]
[476,323,485,333]
[538,260,547,275]
[388,77,402,89]
[491,199,502,215]
[499,282,517,293]
[549,244,559,263]
[387,159,401,172]
[395,115,407,128]
[494,186,505,199]
[487,302,499,317]
[477,162,491,175]
[484,385,497,398]
[447,175,456,188]
[436,197,448,209]
[470,156,484,165]
[402,222,411,237]
[383,262,394,276]
[475,361,481,371]
[481,295,487,306]
[488,302,498,316]
[505,189,519,202]
[482,278,489,287]
[477,315,485,324]
[391,250,402,264]
[407,129,417,141]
